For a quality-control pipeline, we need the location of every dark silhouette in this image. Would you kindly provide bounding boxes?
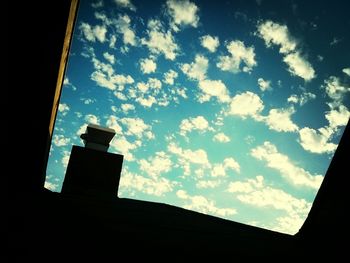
[8,0,349,260]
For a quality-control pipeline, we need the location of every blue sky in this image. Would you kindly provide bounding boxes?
[45,0,350,234]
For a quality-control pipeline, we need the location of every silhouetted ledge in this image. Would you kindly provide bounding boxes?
[9,189,296,260]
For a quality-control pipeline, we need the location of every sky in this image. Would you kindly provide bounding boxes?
[45,0,350,235]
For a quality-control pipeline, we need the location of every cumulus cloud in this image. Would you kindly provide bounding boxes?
[114,14,137,46]
[283,52,315,81]
[53,135,71,147]
[106,115,123,134]
[110,135,141,161]
[211,157,240,177]
[325,105,350,129]
[114,0,136,11]
[103,52,115,64]
[251,141,323,189]
[228,91,264,118]
[141,19,179,60]
[196,180,221,189]
[228,175,311,234]
[79,22,107,43]
[257,78,271,91]
[287,92,316,106]
[120,117,154,139]
[109,35,117,49]
[213,132,230,143]
[299,127,338,154]
[198,79,231,103]
[343,68,350,77]
[200,35,219,52]
[119,169,175,197]
[166,0,199,31]
[58,103,70,116]
[44,181,59,191]
[181,54,208,81]
[176,190,236,217]
[262,108,299,132]
[256,20,315,81]
[61,151,71,168]
[217,40,257,73]
[163,69,178,85]
[139,58,157,74]
[322,76,350,104]
[139,152,172,178]
[179,116,212,136]
[121,103,135,114]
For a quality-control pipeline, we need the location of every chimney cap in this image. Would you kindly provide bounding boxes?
[80,123,116,152]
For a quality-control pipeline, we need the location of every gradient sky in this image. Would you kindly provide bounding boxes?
[45,0,350,234]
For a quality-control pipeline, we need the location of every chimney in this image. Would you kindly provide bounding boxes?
[61,124,123,199]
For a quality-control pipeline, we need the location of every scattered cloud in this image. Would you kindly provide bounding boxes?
[181,54,208,81]
[163,69,178,85]
[287,92,316,106]
[79,22,107,43]
[200,35,219,52]
[114,0,136,11]
[53,135,71,147]
[91,0,103,8]
[257,78,271,91]
[325,105,350,129]
[103,52,115,64]
[251,141,323,189]
[106,115,123,134]
[330,37,340,46]
[139,58,157,74]
[166,0,199,31]
[256,20,315,81]
[179,115,212,136]
[44,181,59,191]
[211,157,240,177]
[283,52,315,81]
[262,107,299,132]
[176,190,237,217]
[120,117,155,139]
[58,103,70,116]
[139,151,172,178]
[196,180,221,189]
[110,135,141,161]
[61,151,71,168]
[228,175,311,234]
[109,35,117,49]
[228,91,264,118]
[141,19,179,60]
[298,127,337,154]
[213,132,231,143]
[322,76,350,104]
[342,68,350,77]
[198,79,231,103]
[217,40,257,73]
[121,103,136,114]
[114,14,137,46]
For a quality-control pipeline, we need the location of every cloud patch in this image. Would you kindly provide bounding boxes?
[166,0,199,31]
[200,35,219,52]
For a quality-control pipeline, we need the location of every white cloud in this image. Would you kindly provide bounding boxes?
[163,69,178,85]
[44,181,58,191]
[92,0,103,8]
[120,117,154,139]
[257,78,271,91]
[211,157,240,177]
[166,0,199,31]
[58,103,70,116]
[213,132,230,143]
[196,180,221,189]
[114,14,137,46]
[228,91,264,118]
[251,141,323,189]
[141,19,179,60]
[198,79,231,103]
[283,52,315,81]
[109,35,117,49]
[139,152,172,178]
[136,96,157,108]
[79,22,107,43]
[61,150,70,168]
[106,115,123,134]
[119,169,175,197]
[343,68,350,76]
[91,71,116,90]
[200,35,219,52]
[176,190,237,217]
[114,0,136,11]
[322,76,350,103]
[263,108,299,132]
[223,158,241,173]
[181,54,208,81]
[139,58,157,74]
[110,135,140,161]
[256,20,297,54]
[121,103,135,114]
[103,52,115,64]
[299,127,337,154]
[85,114,100,125]
[256,20,315,81]
[179,116,212,136]
[228,175,311,234]
[53,134,71,147]
[325,105,350,129]
[287,92,316,106]
[217,40,257,73]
